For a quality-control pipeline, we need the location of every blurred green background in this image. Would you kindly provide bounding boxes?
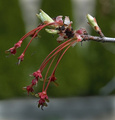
[1,0,115,99]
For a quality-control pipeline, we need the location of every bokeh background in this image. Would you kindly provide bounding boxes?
[1,0,115,120]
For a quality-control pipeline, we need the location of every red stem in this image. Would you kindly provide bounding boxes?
[51,49,63,75]
[52,40,79,74]
[19,22,56,42]
[45,44,71,91]
[23,30,40,54]
[42,55,57,91]
[40,42,71,72]
[20,22,58,56]
[19,25,42,42]
[40,39,73,70]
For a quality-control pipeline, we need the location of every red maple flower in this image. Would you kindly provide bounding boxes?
[26,85,34,95]
[17,53,25,65]
[38,91,48,99]
[49,75,57,82]
[6,47,16,55]
[37,91,49,110]
[14,40,23,48]
[31,78,38,86]
[33,70,42,79]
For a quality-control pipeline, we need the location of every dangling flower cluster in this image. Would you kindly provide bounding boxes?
[6,9,88,109]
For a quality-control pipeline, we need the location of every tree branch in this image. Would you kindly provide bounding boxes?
[82,35,115,43]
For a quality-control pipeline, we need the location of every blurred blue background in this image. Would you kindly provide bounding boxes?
[1,0,115,119]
